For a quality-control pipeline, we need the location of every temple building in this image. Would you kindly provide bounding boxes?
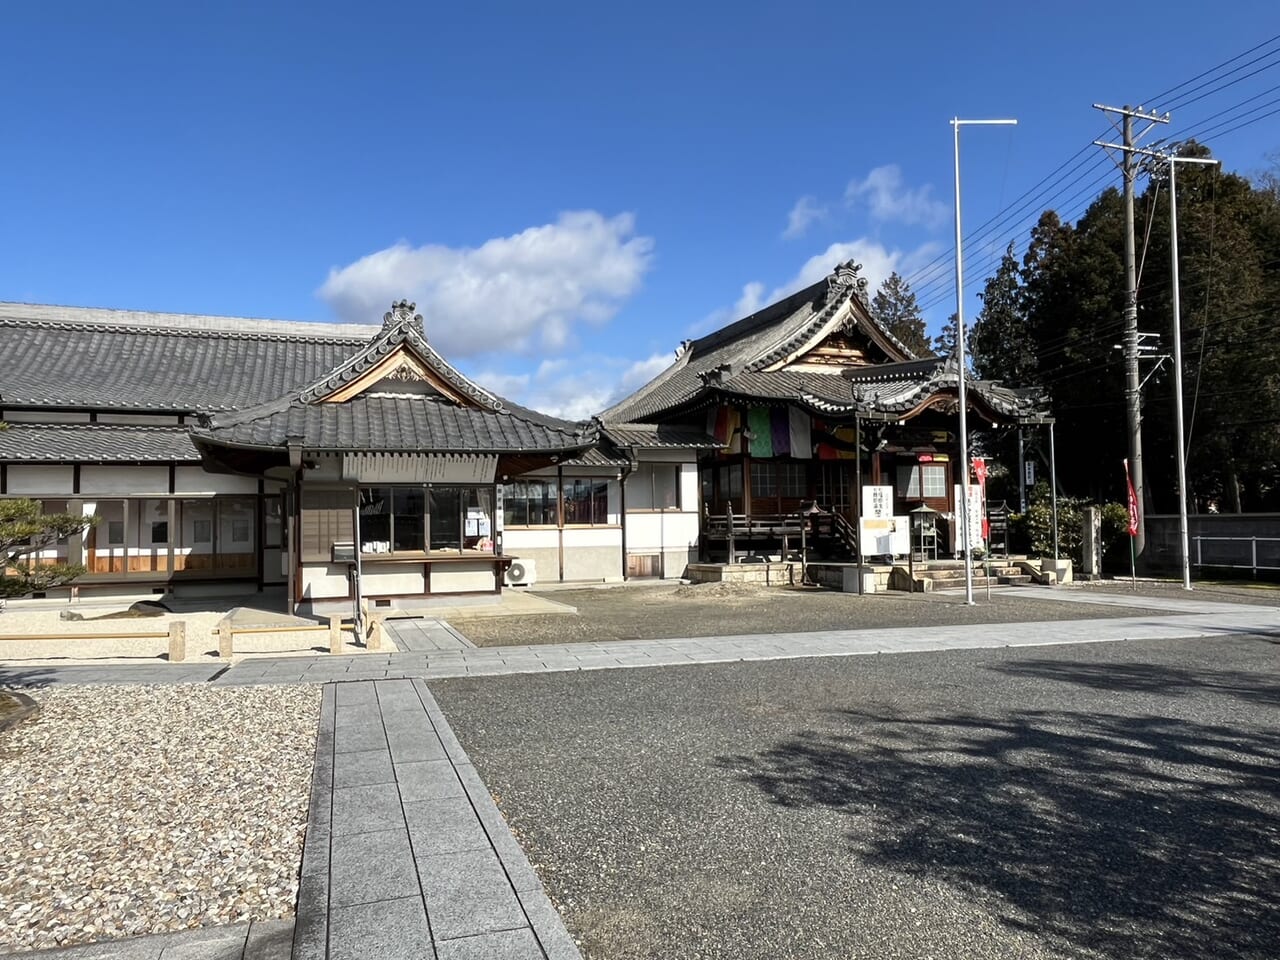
[0,260,1046,611]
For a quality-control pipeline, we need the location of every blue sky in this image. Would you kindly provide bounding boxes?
[2,2,1277,417]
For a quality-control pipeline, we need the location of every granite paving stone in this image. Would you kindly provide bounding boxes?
[328,898,434,960]
[434,928,543,960]
[329,828,419,908]
[331,782,405,836]
[417,848,526,941]
[395,759,466,802]
[332,748,395,789]
[404,797,491,856]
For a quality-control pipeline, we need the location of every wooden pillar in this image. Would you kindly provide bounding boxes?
[167,621,186,663]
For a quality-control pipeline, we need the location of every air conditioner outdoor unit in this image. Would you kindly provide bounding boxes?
[504,558,537,588]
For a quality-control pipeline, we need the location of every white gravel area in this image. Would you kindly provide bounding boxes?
[0,684,322,952]
[0,610,222,661]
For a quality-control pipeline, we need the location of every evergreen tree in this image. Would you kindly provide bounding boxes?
[870,272,932,357]
[933,313,959,356]
[1,498,95,597]
[970,242,1035,385]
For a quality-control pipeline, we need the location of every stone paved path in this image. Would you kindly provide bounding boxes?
[295,678,579,960]
[382,619,474,652]
[2,592,1274,688]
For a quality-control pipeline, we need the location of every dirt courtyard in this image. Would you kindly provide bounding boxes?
[447,581,1175,647]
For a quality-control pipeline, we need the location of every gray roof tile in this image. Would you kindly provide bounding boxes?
[0,303,375,412]
[0,423,199,462]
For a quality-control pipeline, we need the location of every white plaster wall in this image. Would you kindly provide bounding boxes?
[2,411,91,423]
[562,527,622,549]
[563,545,622,581]
[362,564,426,596]
[301,564,350,599]
[80,466,170,495]
[6,465,75,494]
[173,467,258,495]
[625,511,700,552]
[503,528,559,550]
[433,563,497,593]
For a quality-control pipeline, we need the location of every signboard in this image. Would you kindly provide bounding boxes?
[859,485,909,557]
[342,453,498,484]
[952,484,986,554]
[1025,461,1036,487]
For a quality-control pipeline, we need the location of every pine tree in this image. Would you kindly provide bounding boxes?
[1,498,95,597]
[870,272,932,357]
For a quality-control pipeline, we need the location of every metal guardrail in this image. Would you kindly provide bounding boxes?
[1192,535,1280,576]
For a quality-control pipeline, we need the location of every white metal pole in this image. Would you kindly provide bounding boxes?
[1167,153,1218,591]
[952,119,974,605]
[1169,158,1191,591]
[952,117,1016,606]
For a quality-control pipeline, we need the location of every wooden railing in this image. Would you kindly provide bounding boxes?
[704,503,858,562]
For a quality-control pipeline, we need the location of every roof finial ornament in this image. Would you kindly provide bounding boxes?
[383,300,424,333]
[826,260,871,310]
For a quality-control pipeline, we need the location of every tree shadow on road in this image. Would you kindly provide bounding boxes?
[720,706,1280,959]
[990,657,1280,706]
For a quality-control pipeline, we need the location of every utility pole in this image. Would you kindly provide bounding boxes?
[1093,104,1169,564]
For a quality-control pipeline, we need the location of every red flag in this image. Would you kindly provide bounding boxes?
[1123,458,1139,535]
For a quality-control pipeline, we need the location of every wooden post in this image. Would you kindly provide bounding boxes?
[167,621,186,663]
[328,615,344,654]
[216,621,234,659]
[367,616,383,651]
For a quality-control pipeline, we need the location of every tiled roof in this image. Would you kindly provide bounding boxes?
[0,423,200,462]
[193,394,588,453]
[846,354,1046,421]
[0,302,377,412]
[600,261,914,424]
[561,446,631,468]
[602,423,719,448]
[194,302,594,457]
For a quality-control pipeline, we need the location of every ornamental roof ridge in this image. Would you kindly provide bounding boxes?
[0,303,379,344]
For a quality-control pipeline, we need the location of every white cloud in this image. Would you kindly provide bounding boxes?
[782,195,827,239]
[319,211,654,357]
[845,165,950,229]
[471,352,673,420]
[688,237,941,341]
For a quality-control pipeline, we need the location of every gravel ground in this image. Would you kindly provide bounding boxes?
[0,684,321,952]
[433,634,1280,960]
[450,583,1172,646]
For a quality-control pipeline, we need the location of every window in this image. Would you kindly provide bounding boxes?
[563,478,609,525]
[107,521,124,544]
[629,464,680,510]
[392,487,425,552]
[502,480,558,526]
[716,464,743,503]
[151,521,169,544]
[464,488,495,551]
[192,519,212,543]
[263,496,283,549]
[359,486,426,553]
[429,487,462,551]
[750,462,806,499]
[898,463,948,499]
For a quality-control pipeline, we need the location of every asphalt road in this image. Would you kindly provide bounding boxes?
[432,634,1280,960]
